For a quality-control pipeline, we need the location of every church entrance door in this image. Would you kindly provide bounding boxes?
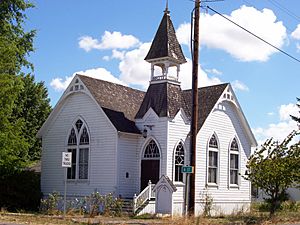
[140,139,160,191]
[140,159,159,191]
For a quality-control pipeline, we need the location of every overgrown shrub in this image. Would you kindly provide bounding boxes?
[0,170,41,211]
[40,191,123,217]
[200,192,214,217]
[40,191,61,214]
[252,200,300,213]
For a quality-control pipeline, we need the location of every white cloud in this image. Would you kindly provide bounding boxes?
[205,68,223,76]
[50,68,126,92]
[50,76,74,92]
[112,49,125,60]
[177,6,287,62]
[291,24,300,40]
[117,42,222,89]
[178,58,222,90]
[279,103,299,121]
[78,36,99,52]
[253,120,298,146]
[232,80,249,92]
[118,42,152,89]
[102,55,110,61]
[177,22,190,46]
[78,31,140,52]
[267,112,274,116]
[253,103,299,145]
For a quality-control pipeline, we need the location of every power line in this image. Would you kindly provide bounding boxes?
[241,0,294,33]
[266,0,300,23]
[206,5,300,64]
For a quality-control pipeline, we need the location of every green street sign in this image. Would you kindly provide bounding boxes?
[182,166,194,174]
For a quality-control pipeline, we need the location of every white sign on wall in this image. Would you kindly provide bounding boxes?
[62,152,72,168]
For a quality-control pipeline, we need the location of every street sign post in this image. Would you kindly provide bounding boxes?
[183,165,194,215]
[62,152,72,218]
[182,166,194,174]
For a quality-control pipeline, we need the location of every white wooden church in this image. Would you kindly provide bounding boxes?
[38,6,257,216]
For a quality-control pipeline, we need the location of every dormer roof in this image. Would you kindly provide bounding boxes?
[144,9,186,64]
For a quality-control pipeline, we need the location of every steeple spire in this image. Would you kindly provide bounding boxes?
[164,0,170,15]
[145,4,186,84]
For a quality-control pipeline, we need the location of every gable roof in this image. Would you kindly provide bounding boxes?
[135,82,228,131]
[78,75,145,134]
[38,74,255,147]
[182,83,229,131]
[144,10,186,64]
[153,175,177,193]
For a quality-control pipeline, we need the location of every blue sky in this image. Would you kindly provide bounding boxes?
[25,0,300,144]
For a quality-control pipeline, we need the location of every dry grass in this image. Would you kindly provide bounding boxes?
[0,211,300,225]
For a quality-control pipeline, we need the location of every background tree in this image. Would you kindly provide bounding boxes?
[13,74,51,161]
[0,0,51,172]
[244,131,300,216]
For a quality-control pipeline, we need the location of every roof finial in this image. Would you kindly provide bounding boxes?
[164,0,170,14]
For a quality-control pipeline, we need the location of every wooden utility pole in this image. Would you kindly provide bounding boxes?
[189,0,200,214]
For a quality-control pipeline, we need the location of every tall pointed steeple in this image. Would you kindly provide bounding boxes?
[145,4,186,84]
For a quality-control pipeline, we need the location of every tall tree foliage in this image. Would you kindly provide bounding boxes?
[244,131,300,216]
[13,74,51,161]
[0,0,50,172]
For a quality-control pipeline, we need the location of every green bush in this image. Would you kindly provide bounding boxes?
[252,200,300,213]
[0,170,41,211]
[40,191,61,215]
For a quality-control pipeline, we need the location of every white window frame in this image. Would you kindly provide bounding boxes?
[207,133,219,187]
[229,137,240,188]
[66,118,90,181]
[173,141,185,184]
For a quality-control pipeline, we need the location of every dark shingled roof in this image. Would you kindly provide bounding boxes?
[78,75,145,134]
[136,82,228,131]
[144,11,186,64]
[79,74,228,134]
[182,83,229,131]
[135,82,183,119]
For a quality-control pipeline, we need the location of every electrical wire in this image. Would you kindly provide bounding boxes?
[266,0,300,23]
[206,5,300,64]
[241,0,294,33]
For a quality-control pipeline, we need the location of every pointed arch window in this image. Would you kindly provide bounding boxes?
[174,142,185,182]
[143,140,160,158]
[230,138,239,185]
[208,134,219,184]
[67,119,90,180]
[68,128,77,145]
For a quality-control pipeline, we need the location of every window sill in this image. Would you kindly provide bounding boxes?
[67,179,89,184]
[229,184,239,189]
[173,182,185,187]
[206,183,218,188]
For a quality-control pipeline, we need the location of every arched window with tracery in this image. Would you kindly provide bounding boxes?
[67,118,90,180]
[143,140,160,158]
[208,134,219,184]
[229,138,239,185]
[174,142,185,182]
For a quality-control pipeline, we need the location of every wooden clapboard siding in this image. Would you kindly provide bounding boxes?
[41,92,118,197]
[167,110,190,182]
[117,133,140,198]
[195,100,251,207]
